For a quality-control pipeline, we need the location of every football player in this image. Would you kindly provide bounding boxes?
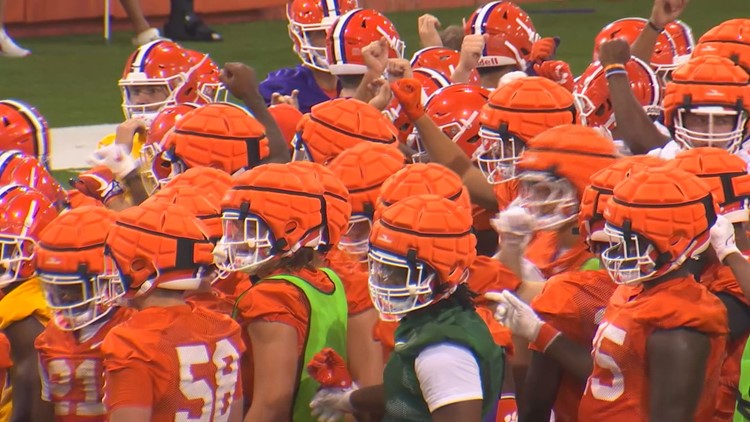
[258,0,358,113]
[35,206,133,422]
[310,195,506,422]
[489,166,728,421]
[0,99,51,169]
[102,200,244,421]
[216,162,347,421]
[0,185,59,421]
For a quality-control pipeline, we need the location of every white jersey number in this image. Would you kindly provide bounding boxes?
[587,322,627,402]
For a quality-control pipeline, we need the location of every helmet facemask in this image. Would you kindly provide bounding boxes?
[514,171,579,231]
[291,134,314,162]
[339,215,372,262]
[39,258,124,331]
[288,21,333,72]
[216,212,277,274]
[674,106,748,152]
[119,75,187,124]
[475,126,526,184]
[367,248,441,321]
[601,224,668,285]
[0,233,34,287]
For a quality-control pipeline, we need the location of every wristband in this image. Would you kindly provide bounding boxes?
[531,322,561,352]
[605,69,628,79]
[603,63,626,73]
[647,20,664,32]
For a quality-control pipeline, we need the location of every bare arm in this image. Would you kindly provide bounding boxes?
[413,115,498,211]
[599,39,669,154]
[109,407,152,422]
[6,316,53,422]
[347,309,384,388]
[244,322,300,422]
[647,328,710,422]
[350,384,386,414]
[519,351,562,422]
[431,400,482,422]
[542,334,594,383]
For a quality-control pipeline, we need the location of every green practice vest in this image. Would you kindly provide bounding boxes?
[580,257,601,271]
[243,268,348,422]
[382,301,506,421]
[735,336,750,421]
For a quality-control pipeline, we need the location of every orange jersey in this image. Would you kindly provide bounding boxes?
[525,232,597,279]
[35,308,133,422]
[326,249,372,315]
[0,332,10,402]
[186,288,237,316]
[467,256,521,305]
[102,304,244,421]
[699,261,750,421]
[493,178,519,211]
[578,277,728,422]
[531,269,616,422]
[235,267,337,403]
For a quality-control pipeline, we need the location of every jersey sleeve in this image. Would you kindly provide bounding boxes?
[532,274,591,346]
[468,256,521,301]
[475,307,514,355]
[103,363,155,411]
[101,325,160,410]
[415,343,484,412]
[259,69,296,105]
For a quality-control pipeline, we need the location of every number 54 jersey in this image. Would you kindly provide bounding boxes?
[101,303,245,422]
[577,277,728,422]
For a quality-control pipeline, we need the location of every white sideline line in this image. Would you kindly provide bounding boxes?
[49,123,119,170]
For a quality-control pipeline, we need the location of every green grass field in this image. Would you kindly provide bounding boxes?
[0,0,744,182]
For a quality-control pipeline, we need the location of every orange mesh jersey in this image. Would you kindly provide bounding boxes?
[531,269,616,422]
[102,304,244,421]
[325,249,372,315]
[36,307,134,422]
[234,267,338,404]
[577,277,727,421]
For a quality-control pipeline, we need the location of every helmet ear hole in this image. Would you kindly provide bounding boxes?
[285,221,298,234]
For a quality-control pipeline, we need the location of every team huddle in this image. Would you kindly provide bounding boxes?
[0,0,748,420]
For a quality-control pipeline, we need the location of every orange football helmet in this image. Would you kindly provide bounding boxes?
[287,161,352,251]
[416,84,490,161]
[384,68,451,145]
[36,206,122,331]
[464,1,539,70]
[292,98,398,163]
[514,124,618,230]
[574,57,661,132]
[410,46,460,78]
[663,55,750,152]
[140,103,199,193]
[476,76,577,183]
[325,8,405,75]
[602,167,716,285]
[118,40,200,123]
[579,156,667,249]
[667,147,750,223]
[328,142,405,261]
[184,50,227,104]
[218,163,326,273]
[592,18,690,85]
[369,194,476,319]
[0,99,50,169]
[146,185,223,242]
[158,103,270,178]
[162,166,233,204]
[694,19,750,74]
[287,0,360,72]
[375,163,472,221]
[0,184,59,287]
[0,150,66,209]
[105,200,215,297]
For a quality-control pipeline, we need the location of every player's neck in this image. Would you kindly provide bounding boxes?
[311,68,338,91]
[134,289,188,309]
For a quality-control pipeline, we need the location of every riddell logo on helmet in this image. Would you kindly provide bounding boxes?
[705,89,728,98]
[44,257,62,266]
[377,233,393,244]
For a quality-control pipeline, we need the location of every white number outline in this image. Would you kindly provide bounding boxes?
[587,322,627,402]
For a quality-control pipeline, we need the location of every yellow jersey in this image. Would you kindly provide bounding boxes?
[96,132,146,160]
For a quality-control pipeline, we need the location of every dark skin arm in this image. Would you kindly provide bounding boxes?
[431,400,482,422]
[540,334,593,384]
[6,316,54,422]
[519,350,562,422]
[647,328,710,422]
[350,384,386,415]
[221,63,291,164]
[599,39,670,154]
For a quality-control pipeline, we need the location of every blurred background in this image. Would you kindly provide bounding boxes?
[0,0,744,178]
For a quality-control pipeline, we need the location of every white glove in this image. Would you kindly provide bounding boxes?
[491,206,536,249]
[711,214,741,262]
[484,290,543,342]
[310,387,355,422]
[87,144,137,179]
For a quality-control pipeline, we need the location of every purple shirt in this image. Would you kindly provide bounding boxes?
[259,64,340,114]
